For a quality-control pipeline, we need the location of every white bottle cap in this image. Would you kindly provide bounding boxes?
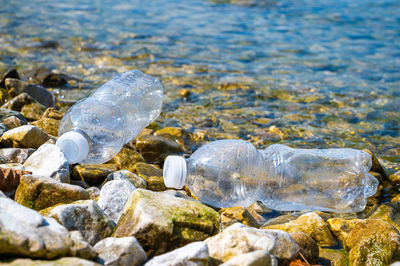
[163,156,187,189]
[56,131,89,164]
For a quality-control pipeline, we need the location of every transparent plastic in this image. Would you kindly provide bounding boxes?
[57,70,163,164]
[163,139,379,212]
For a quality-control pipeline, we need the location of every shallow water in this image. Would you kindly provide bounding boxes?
[0,0,399,171]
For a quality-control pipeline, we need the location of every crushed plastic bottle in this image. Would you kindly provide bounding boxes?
[56,70,163,165]
[163,139,379,212]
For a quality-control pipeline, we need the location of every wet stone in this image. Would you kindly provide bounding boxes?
[106,169,147,189]
[136,134,184,164]
[363,149,389,180]
[98,180,136,223]
[31,117,60,136]
[69,230,98,260]
[205,223,299,262]
[1,93,46,121]
[0,125,49,149]
[133,162,167,191]
[42,107,64,120]
[72,164,118,186]
[220,250,277,266]
[145,241,209,266]
[219,206,260,229]
[0,68,20,89]
[71,180,91,189]
[110,147,144,173]
[41,200,115,246]
[390,171,400,188]
[15,175,90,210]
[318,248,348,266]
[94,237,147,266]
[113,188,220,257]
[327,217,362,243]
[5,78,55,107]
[0,108,27,124]
[289,231,319,264]
[26,67,67,87]
[246,201,274,227]
[154,127,196,152]
[23,144,70,183]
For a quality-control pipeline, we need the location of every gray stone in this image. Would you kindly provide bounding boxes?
[145,241,209,266]
[1,257,100,265]
[42,200,115,245]
[1,115,26,129]
[0,125,49,149]
[69,230,97,260]
[24,144,69,183]
[0,163,25,171]
[94,237,147,266]
[0,194,72,259]
[0,148,35,163]
[106,169,147,189]
[87,186,100,201]
[205,223,299,262]
[0,108,27,124]
[98,180,136,223]
[220,251,277,266]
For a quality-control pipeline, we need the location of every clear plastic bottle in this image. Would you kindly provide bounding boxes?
[163,139,379,212]
[56,70,163,165]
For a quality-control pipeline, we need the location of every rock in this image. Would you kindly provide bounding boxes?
[25,67,67,87]
[113,189,220,256]
[0,167,31,196]
[105,169,147,189]
[220,251,278,266]
[0,193,72,259]
[0,68,20,89]
[1,93,46,121]
[318,248,348,266]
[0,125,49,149]
[327,217,362,243]
[145,241,209,266]
[5,78,55,107]
[363,149,388,180]
[263,212,338,247]
[154,127,196,152]
[345,219,400,265]
[23,144,69,183]
[162,189,199,202]
[390,171,400,188]
[2,115,27,129]
[1,257,100,265]
[41,200,115,245]
[71,180,91,189]
[0,123,7,136]
[219,206,259,229]
[0,163,25,171]
[15,175,90,210]
[87,186,101,201]
[72,164,118,186]
[246,201,274,226]
[0,148,35,163]
[289,231,319,264]
[111,147,144,173]
[0,108,27,124]
[94,237,147,266]
[69,231,98,260]
[136,134,184,164]
[98,180,136,223]
[31,118,60,136]
[205,223,299,262]
[42,107,64,120]
[133,162,167,191]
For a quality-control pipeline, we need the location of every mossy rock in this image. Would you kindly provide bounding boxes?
[14,175,90,211]
[0,108,27,124]
[327,217,362,243]
[289,231,319,264]
[110,147,144,173]
[154,127,196,152]
[31,117,60,136]
[113,189,220,257]
[318,248,348,266]
[42,107,64,120]
[219,206,259,229]
[0,125,50,149]
[72,164,118,186]
[133,162,163,178]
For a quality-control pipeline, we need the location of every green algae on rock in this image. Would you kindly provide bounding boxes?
[110,147,144,173]
[31,117,60,136]
[72,164,118,186]
[112,188,220,257]
[219,206,260,229]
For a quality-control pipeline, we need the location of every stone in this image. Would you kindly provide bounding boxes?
[23,144,69,183]
[133,162,167,191]
[111,147,144,173]
[154,127,196,152]
[0,167,31,196]
[219,206,259,229]
[25,67,67,87]
[289,231,319,264]
[31,118,60,136]
[87,186,101,201]
[1,258,100,265]
[327,217,362,243]
[220,251,278,266]
[0,108,26,124]
[0,163,25,171]
[318,249,348,266]
[145,241,209,266]
[113,189,220,256]
[0,125,49,149]
[2,115,26,129]
[5,78,55,107]
[0,148,35,163]
[363,149,388,180]
[98,180,136,223]
[205,223,299,262]
[263,212,338,247]
[246,201,274,226]
[136,134,184,164]
[72,164,118,186]
[0,193,72,259]
[390,171,400,188]
[94,237,147,266]
[41,200,115,245]
[71,180,90,189]
[0,68,20,89]
[15,175,90,210]
[42,107,64,120]
[345,219,400,266]
[1,93,46,121]
[105,169,147,189]
[69,231,98,260]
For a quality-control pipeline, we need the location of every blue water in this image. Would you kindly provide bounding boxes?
[0,0,399,170]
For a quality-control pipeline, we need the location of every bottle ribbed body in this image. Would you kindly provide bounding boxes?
[58,70,163,165]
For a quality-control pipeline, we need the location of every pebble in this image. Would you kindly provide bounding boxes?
[23,144,70,183]
[0,148,35,163]
[72,164,118,186]
[94,237,147,266]
[1,93,46,121]
[0,125,49,149]
[105,169,147,189]
[0,108,27,124]
[5,78,55,107]
[69,230,98,260]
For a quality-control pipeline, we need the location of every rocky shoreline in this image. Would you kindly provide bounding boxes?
[0,68,400,266]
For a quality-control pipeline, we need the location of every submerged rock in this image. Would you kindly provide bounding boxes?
[0,125,49,149]
[94,237,147,266]
[145,241,209,266]
[15,175,90,210]
[41,200,115,245]
[113,188,220,256]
